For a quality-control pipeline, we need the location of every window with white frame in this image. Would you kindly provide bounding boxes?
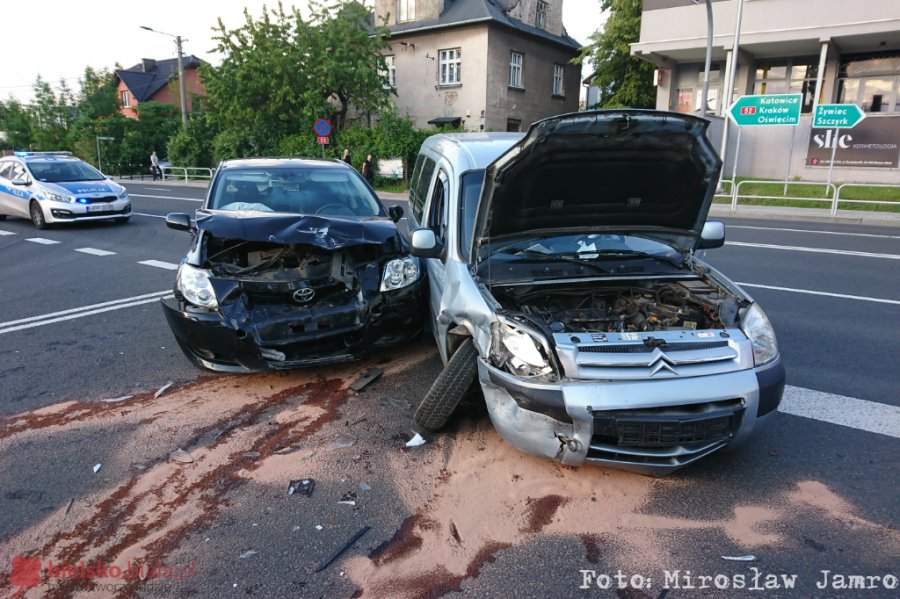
[382,55,396,88]
[121,90,131,108]
[536,1,548,30]
[509,52,523,88]
[398,0,415,22]
[439,48,461,85]
[552,64,564,96]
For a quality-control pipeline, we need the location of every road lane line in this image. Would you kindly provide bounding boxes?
[129,194,203,202]
[133,212,167,219]
[0,229,16,236]
[737,282,900,306]
[0,290,171,329]
[725,241,900,260]
[25,237,61,245]
[0,295,174,336]
[142,188,171,192]
[139,259,180,270]
[781,386,900,439]
[728,225,900,240]
[75,247,116,256]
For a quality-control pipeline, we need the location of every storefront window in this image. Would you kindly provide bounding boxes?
[753,59,820,113]
[837,53,900,113]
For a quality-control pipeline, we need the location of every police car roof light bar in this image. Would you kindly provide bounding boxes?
[13,151,74,158]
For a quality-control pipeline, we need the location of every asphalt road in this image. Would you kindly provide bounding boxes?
[0,181,897,598]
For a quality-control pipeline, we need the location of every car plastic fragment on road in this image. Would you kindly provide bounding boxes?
[288,479,315,497]
[350,367,383,391]
[92,463,102,473]
[721,555,756,561]
[405,432,427,447]
[170,449,194,463]
[101,395,133,404]
[154,382,174,399]
[314,526,371,572]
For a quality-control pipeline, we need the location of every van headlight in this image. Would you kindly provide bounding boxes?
[491,319,555,377]
[380,257,420,291]
[740,303,778,366]
[176,263,218,309]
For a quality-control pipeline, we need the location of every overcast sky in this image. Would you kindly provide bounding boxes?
[2,0,605,105]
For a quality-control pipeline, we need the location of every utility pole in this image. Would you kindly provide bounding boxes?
[140,25,189,125]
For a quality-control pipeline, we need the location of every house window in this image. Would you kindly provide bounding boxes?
[552,64,564,96]
[439,48,461,85]
[506,118,521,132]
[121,90,131,108]
[753,59,821,113]
[536,1,548,30]
[398,0,415,22]
[509,52,523,88]
[383,55,396,88]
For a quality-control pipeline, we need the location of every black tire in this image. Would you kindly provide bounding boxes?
[29,201,48,230]
[414,338,478,432]
[115,217,130,224]
[0,214,6,221]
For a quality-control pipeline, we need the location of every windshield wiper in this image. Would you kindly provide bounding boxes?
[502,248,611,274]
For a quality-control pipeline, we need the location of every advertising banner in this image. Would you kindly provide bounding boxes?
[806,115,900,168]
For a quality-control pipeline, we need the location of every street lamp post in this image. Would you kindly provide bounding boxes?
[139,25,188,125]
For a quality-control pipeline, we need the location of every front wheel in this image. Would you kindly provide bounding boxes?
[414,338,479,432]
[29,201,48,230]
[0,214,7,221]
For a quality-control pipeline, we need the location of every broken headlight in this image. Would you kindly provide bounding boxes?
[739,302,778,366]
[176,263,218,309]
[380,257,420,291]
[491,319,555,377]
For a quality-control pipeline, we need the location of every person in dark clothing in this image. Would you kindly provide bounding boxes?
[361,154,375,186]
[341,149,352,165]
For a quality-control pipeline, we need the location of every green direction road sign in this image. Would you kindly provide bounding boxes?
[813,103,865,129]
[728,94,802,126]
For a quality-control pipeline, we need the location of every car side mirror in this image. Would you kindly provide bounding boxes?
[698,220,725,249]
[388,205,404,223]
[11,177,29,186]
[410,228,442,258]
[166,212,193,232]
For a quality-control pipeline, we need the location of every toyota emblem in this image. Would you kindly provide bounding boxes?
[293,288,315,303]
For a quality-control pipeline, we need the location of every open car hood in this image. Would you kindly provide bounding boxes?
[471,110,722,264]
[195,211,399,250]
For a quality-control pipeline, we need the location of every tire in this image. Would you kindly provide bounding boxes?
[414,338,479,432]
[0,214,6,221]
[29,201,48,230]
[115,217,130,224]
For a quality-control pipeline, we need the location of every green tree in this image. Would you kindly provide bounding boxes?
[1,99,35,150]
[168,114,218,167]
[577,0,656,108]
[30,76,73,149]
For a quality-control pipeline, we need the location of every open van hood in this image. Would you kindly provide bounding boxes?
[471,110,722,263]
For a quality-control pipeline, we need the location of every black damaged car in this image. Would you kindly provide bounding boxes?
[161,158,425,372]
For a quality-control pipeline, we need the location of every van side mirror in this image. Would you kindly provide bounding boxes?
[166,212,193,232]
[698,220,725,249]
[410,228,442,258]
[388,205,404,223]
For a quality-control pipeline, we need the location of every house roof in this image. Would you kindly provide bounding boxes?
[115,56,203,102]
[386,0,581,50]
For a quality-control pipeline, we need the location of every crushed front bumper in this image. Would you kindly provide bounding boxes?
[162,279,425,372]
[477,357,785,475]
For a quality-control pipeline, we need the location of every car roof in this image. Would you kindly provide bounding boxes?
[419,133,524,171]
[218,157,352,169]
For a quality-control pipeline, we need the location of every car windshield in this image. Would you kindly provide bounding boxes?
[208,166,383,218]
[497,233,683,265]
[28,160,106,183]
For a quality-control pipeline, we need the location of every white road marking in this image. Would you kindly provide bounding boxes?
[142,187,171,192]
[133,212,167,219]
[0,290,171,334]
[25,237,61,245]
[139,259,180,270]
[0,229,16,236]
[729,225,900,240]
[781,386,900,439]
[129,193,202,202]
[75,247,116,256]
[736,282,900,306]
[726,241,900,260]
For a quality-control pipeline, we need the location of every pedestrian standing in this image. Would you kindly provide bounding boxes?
[150,150,161,180]
[361,154,375,186]
[341,149,352,165]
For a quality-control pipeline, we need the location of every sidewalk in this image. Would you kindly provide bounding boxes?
[113,175,210,189]
[118,180,900,227]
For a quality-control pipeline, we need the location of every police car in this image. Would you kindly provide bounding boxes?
[0,152,131,229]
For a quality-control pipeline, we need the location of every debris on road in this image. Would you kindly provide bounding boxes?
[239,550,258,559]
[242,451,261,458]
[101,395,133,404]
[326,435,357,450]
[315,525,324,531]
[721,555,756,561]
[387,397,412,412]
[288,479,316,497]
[359,482,371,491]
[92,463,102,473]
[314,525,371,572]
[170,449,195,464]
[65,498,74,515]
[350,368,382,392]
[338,490,357,506]
[405,432,427,447]
[154,382,174,399]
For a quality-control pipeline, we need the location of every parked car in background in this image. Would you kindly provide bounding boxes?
[162,158,425,372]
[0,151,131,228]
[407,111,785,475]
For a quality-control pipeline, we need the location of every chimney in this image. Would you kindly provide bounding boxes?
[141,58,157,72]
